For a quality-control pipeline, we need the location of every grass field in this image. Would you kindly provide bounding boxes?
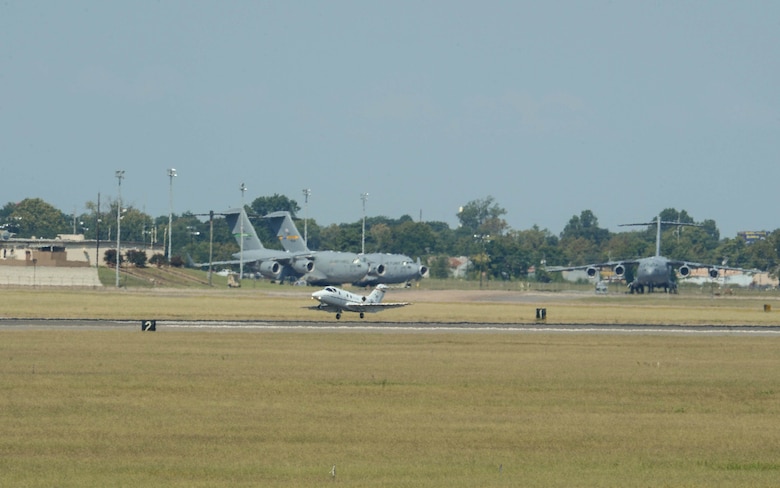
[1,283,779,325]
[1,330,779,487]
[1,283,780,486]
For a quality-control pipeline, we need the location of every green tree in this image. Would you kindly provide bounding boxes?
[603,231,648,261]
[659,208,695,225]
[428,255,450,279]
[126,249,148,268]
[9,198,69,238]
[456,196,508,235]
[319,223,361,252]
[0,202,15,222]
[513,226,562,271]
[741,233,779,272]
[370,223,392,252]
[560,210,610,246]
[250,194,300,219]
[390,221,437,257]
[103,249,123,266]
[486,235,530,280]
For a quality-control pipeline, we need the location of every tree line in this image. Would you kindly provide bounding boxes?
[2,196,779,280]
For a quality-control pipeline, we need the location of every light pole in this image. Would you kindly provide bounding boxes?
[302,188,311,245]
[239,182,247,279]
[360,192,369,254]
[208,210,214,286]
[115,170,125,288]
[473,234,490,289]
[167,168,176,262]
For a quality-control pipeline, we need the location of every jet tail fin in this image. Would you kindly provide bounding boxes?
[366,284,388,304]
[264,211,310,253]
[224,207,265,252]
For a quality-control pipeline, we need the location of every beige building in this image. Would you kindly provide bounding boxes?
[0,234,163,269]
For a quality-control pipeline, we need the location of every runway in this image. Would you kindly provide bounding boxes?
[2,318,780,336]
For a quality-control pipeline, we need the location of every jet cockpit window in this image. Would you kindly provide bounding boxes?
[325,287,337,293]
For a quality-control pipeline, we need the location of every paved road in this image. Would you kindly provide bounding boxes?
[2,318,780,336]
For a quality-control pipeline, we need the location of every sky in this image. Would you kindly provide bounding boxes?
[2,1,778,238]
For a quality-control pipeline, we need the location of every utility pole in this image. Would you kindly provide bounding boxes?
[208,210,214,286]
[167,168,177,262]
[361,192,369,255]
[115,170,125,288]
[95,192,100,268]
[239,182,247,279]
[302,188,311,245]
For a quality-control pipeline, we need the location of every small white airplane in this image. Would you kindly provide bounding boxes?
[310,284,410,320]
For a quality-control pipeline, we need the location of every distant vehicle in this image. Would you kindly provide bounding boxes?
[310,284,410,320]
[595,281,608,294]
[546,216,757,294]
[264,211,427,287]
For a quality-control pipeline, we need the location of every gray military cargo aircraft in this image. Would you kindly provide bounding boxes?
[191,207,316,282]
[546,216,756,294]
[214,208,367,286]
[263,211,427,287]
[352,253,427,287]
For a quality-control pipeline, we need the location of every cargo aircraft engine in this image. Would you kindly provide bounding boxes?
[613,264,626,278]
[291,259,315,275]
[258,261,282,280]
[678,264,691,277]
[368,263,386,277]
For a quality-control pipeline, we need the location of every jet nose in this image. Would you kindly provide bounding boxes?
[311,290,325,301]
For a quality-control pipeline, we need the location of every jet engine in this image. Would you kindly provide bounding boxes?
[258,261,282,280]
[613,264,625,278]
[678,264,691,277]
[586,267,598,278]
[368,263,386,277]
[418,264,429,277]
[708,268,719,278]
[291,258,315,275]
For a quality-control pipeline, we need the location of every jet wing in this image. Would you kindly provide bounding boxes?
[667,260,759,273]
[189,251,313,268]
[545,260,639,273]
[669,259,761,278]
[343,302,411,313]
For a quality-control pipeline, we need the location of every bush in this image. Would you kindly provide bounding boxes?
[103,249,123,266]
[149,254,167,268]
[125,249,148,268]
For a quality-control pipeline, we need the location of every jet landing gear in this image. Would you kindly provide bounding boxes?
[334,311,365,320]
[629,281,678,294]
[628,281,645,294]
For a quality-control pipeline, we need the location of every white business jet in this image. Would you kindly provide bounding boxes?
[310,284,410,320]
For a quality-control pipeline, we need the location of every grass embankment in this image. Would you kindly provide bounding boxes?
[1,331,779,487]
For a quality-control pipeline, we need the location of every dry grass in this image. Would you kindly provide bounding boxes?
[2,286,780,486]
[1,331,779,487]
[1,286,779,325]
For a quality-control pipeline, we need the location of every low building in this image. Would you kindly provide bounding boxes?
[0,234,163,268]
